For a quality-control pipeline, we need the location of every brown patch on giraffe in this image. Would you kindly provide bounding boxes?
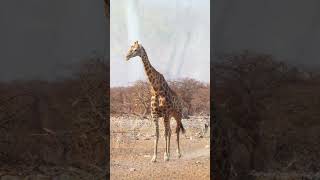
[159,96,166,107]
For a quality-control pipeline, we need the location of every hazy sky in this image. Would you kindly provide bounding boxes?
[2,0,319,83]
[0,0,107,81]
[213,0,320,70]
[110,0,210,87]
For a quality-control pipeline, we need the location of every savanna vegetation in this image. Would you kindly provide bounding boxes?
[0,58,108,178]
[212,50,320,180]
[110,78,210,118]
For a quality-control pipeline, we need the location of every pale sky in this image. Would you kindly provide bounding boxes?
[110,0,210,87]
[213,0,320,71]
[2,0,320,83]
[0,0,106,82]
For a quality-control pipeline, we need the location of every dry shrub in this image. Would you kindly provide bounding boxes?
[213,50,320,179]
[110,78,210,117]
[0,58,107,176]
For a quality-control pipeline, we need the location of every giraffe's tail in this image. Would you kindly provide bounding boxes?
[180,122,186,134]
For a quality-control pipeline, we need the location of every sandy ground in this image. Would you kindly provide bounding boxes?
[110,115,210,180]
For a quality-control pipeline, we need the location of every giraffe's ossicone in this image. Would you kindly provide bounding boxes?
[126,41,187,162]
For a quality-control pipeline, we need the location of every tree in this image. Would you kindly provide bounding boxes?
[132,80,150,117]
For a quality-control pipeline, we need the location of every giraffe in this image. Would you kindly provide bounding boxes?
[126,41,186,162]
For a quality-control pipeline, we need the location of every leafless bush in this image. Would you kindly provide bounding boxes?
[213,50,320,179]
[0,58,107,176]
[110,78,210,117]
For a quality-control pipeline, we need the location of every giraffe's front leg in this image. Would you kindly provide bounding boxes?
[164,125,169,161]
[176,118,182,158]
[150,96,159,163]
[168,125,171,159]
[151,116,159,163]
[163,116,170,161]
[176,128,181,158]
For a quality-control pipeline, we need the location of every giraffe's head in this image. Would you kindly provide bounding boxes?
[126,41,143,61]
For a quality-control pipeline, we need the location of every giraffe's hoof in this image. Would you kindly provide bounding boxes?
[164,153,169,161]
[151,156,157,163]
[177,150,181,158]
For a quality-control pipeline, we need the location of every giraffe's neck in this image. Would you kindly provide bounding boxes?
[140,47,159,86]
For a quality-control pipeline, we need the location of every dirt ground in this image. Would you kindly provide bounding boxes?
[110,115,210,180]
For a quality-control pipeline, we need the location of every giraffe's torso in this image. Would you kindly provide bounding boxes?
[149,73,183,118]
